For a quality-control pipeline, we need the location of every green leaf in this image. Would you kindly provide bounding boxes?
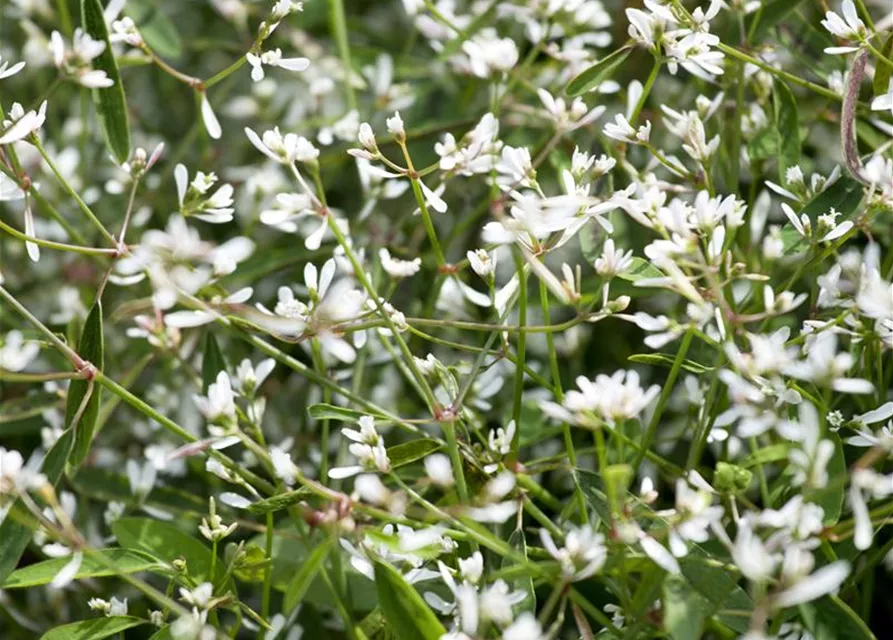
[772,79,800,182]
[2,548,160,589]
[0,429,73,584]
[616,257,664,283]
[801,175,865,221]
[247,488,312,515]
[628,353,713,374]
[567,47,632,96]
[680,548,753,634]
[745,0,809,40]
[71,467,205,513]
[373,561,446,640]
[81,0,130,163]
[284,537,336,613]
[40,617,145,640]
[741,443,792,468]
[148,627,174,640]
[388,439,443,468]
[66,301,103,467]
[201,332,227,393]
[128,0,184,59]
[799,595,878,640]
[502,529,535,614]
[873,32,893,97]
[111,517,218,582]
[663,574,709,640]
[815,432,845,525]
[308,403,372,422]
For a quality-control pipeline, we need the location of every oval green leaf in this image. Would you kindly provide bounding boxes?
[111,517,219,582]
[567,47,632,97]
[772,79,800,182]
[2,548,160,589]
[40,616,145,640]
[388,439,443,468]
[284,537,336,613]
[81,0,131,163]
[67,301,103,467]
[202,331,227,393]
[0,429,73,584]
[374,560,446,640]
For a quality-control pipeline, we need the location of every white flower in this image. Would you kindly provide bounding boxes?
[180,582,214,609]
[379,248,421,278]
[270,444,298,486]
[733,522,778,581]
[502,612,543,640]
[540,525,607,580]
[0,54,25,80]
[424,453,454,487]
[467,248,496,278]
[385,111,405,138]
[0,330,40,372]
[595,239,634,277]
[245,48,310,82]
[231,358,275,396]
[821,1,866,53]
[783,331,874,394]
[245,126,317,164]
[563,370,660,425]
[193,371,237,427]
[0,100,47,144]
[603,113,651,144]
[461,30,519,78]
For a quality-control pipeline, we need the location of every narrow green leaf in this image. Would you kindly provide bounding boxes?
[201,332,227,393]
[772,79,800,182]
[502,529,535,614]
[741,443,792,468]
[388,439,443,468]
[308,403,372,422]
[628,353,713,374]
[374,560,446,640]
[663,574,709,640]
[800,175,865,220]
[81,0,130,163]
[248,488,312,515]
[815,433,845,525]
[616,257,664,283]
[66,301,103,467]
[2,548,160,589]
[567,47,632,96]
[799,595,878,640]
[873,32,893,97]
[111,517,219,582]
[284,537,336,613]
[0,429,74,584]
[40,616,145,640]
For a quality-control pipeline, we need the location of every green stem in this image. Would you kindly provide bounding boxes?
[329,0,357,110]
[634,329,694,469]
[32,138,118,246]
[260,511,274,634]
[508,249,528,466]
[629,56,661,124]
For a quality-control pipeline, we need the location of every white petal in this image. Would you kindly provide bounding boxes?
[201,95,222,140]
[174,164,188,206]
[774,561,850,607]
[50,551,83,589]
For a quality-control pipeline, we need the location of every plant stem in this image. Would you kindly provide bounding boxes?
[329,0,356,110]
[508,249,528,467]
